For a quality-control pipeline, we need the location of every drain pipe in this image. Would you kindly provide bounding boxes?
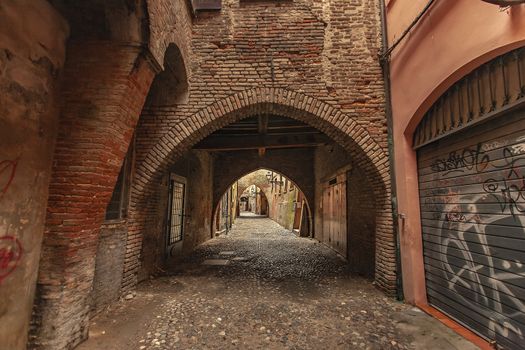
[379,0,404,301]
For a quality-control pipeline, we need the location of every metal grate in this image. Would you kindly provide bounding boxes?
[414,46,525,149]
[168,180,185,244]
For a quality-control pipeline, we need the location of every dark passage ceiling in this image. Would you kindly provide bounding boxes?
[193,115,330,155]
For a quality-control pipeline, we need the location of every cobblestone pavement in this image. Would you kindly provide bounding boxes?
[79,218,479,350]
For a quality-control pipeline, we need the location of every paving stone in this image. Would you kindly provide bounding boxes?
[78,218,478,350]
[218,251,236,256]
[201,259,230,266]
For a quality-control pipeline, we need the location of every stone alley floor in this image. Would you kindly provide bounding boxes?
[78,218,479,350]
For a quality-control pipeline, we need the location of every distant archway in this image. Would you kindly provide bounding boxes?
[212,169,313,237]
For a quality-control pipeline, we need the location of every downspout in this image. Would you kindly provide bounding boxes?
[379,0,403,301]
[380,0,436,61]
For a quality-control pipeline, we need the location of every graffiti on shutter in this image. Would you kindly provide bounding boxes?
[418,110,525,350]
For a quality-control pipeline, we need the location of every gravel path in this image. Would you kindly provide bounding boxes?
[79,218,478,350]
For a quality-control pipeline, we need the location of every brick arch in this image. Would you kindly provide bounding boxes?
[213,164,314,221]
[129,87,395,294]
[238,184,271,202]
[215,167,314,236]
[221,168,297,204]
[235,185,270,215]
[238,184,269,200]
[138,88,390,192]
[213,166,313,225]
[145,0,193,70]
[236,172,287,204]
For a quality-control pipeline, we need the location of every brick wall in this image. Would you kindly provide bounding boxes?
[138,150,213,280]
[30,42,155,349]
[127,0,394,297]
[347,168,376,278]
[140,0,386,146]
[90,222,128,315]
[147,0,193,69]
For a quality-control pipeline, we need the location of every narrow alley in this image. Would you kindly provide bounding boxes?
[2,1,525,349]
[78,217,476,350]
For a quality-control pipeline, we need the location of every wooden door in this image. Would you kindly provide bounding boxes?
[322,174,347,257]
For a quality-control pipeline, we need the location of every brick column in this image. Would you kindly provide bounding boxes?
[29,41,156,350]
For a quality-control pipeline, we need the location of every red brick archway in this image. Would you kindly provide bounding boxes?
[127,87,396,294]
[214,167,314,238]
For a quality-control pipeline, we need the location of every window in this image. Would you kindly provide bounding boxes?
[104,148,132,221]
[167,174,187,245]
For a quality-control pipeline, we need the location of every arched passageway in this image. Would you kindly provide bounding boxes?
[0,1,400,348]
[23,38,394,350]
[213,169,313,238]
[128,107,387,288]
[126,95,395,297]
[238,185,269,216]
[2,1,498,349]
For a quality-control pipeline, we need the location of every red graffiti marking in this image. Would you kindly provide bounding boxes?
[0,159,18,197]
[0,236,23,283]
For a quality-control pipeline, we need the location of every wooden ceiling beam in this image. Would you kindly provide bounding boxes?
[258,115,269,157]
[215,128,320,136]
[193,133,330,151]
[258,115,269,134]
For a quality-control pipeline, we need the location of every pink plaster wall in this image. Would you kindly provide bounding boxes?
[387,0,525,304]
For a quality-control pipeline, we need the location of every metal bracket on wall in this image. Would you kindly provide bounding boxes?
[397,213,406,234]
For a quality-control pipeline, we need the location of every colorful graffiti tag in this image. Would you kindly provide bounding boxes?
[422,136,525,349]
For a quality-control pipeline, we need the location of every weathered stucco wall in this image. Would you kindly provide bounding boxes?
[0,1,68,348]
[269,189,296,231]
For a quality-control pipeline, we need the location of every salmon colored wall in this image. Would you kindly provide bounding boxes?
[387,0,525,304]
[386,0,427,45]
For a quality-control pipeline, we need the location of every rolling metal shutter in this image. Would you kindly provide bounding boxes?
[418,110,525,350]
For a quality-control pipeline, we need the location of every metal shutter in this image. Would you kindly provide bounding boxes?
[417,110,525,350]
